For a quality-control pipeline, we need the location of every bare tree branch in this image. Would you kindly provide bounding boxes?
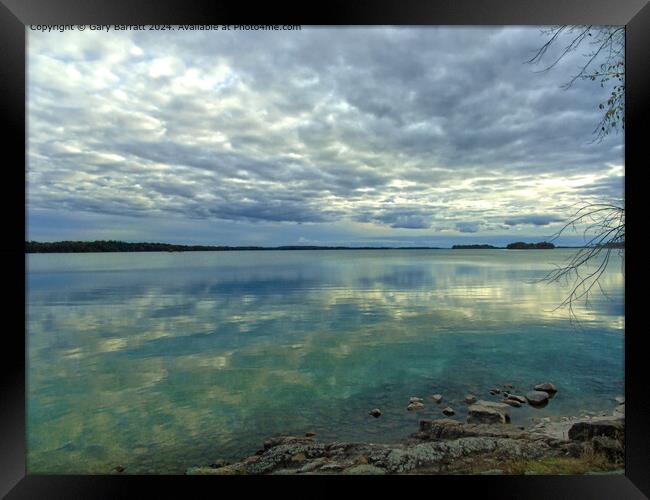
[528,26,625,142]
[534,201,624,324]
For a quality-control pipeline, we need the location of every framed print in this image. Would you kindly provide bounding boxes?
[2,0,648,498]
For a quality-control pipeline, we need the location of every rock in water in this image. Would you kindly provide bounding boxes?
[526,391,550,407]
[614,396,625,405]
[431,394,443,404]
[464,395,477,404]
[489,388,501,395]
[534,383,558,394]
[501,399,522,408]
[409,396,424,403]
[506,394,527,404]
[368,409,382,418]
[407,401,425,411]
[467,400,511,424]
[442,407,455,416]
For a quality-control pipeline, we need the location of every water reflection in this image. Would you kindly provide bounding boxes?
[27,250,624,473]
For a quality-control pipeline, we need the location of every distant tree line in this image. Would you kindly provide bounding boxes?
[25,241,446,253]
[506,241,555,249]
[451,242,557,249]
[25,240,568,253]
[451,244,498,249]
[25,240,230,253]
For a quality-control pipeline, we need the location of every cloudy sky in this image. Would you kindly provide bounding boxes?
[27,26,624,247]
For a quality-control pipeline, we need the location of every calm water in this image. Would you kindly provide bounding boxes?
[26,249,624,474]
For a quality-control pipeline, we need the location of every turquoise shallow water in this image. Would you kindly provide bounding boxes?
[26,249,624,473]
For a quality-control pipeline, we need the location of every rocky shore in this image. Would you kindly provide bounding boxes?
[186,400,625,475]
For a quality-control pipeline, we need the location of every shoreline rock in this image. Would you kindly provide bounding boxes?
[467,400,511,424]
[187,408,624,475]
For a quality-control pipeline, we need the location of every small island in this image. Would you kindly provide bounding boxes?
[506,241,555,249]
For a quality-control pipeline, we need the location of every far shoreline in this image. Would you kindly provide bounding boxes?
[25,240,601,254]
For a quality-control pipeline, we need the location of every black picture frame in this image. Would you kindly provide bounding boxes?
[1,1,647,497]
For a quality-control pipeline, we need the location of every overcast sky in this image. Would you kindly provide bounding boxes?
[27,26,624,247]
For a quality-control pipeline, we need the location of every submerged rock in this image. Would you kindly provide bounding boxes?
[467,401,511,424]
[407,401,425,411]
[534,383,558,394]
[501,399,522,408]
[614,396,625,405]
[431,394,443,404]
[442,407,455,416]
[464,395,477,404]
[368,409,382,418]
[506,394,527,404]
[526,391,550,407]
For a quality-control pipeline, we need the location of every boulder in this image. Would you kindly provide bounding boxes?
[506,394,527,404]
[368,409,382,418]
[442,407,455,416]
[431,394,443,404]
[407,401,425,411]
[464,395,477,404]
[467,400,511,424]
[568,420,624,442]
[534,383,558,394]
[526,391,550,407]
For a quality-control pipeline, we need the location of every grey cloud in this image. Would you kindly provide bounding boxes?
[504,215,563,227]
[27,27,624,237]
[456,221,481,233]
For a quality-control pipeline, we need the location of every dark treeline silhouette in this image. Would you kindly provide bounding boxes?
[506,241,555,249]
[25,241,444,253]
[452,244,498,249]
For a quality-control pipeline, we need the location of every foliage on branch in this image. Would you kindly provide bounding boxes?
[528,26,624,142]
